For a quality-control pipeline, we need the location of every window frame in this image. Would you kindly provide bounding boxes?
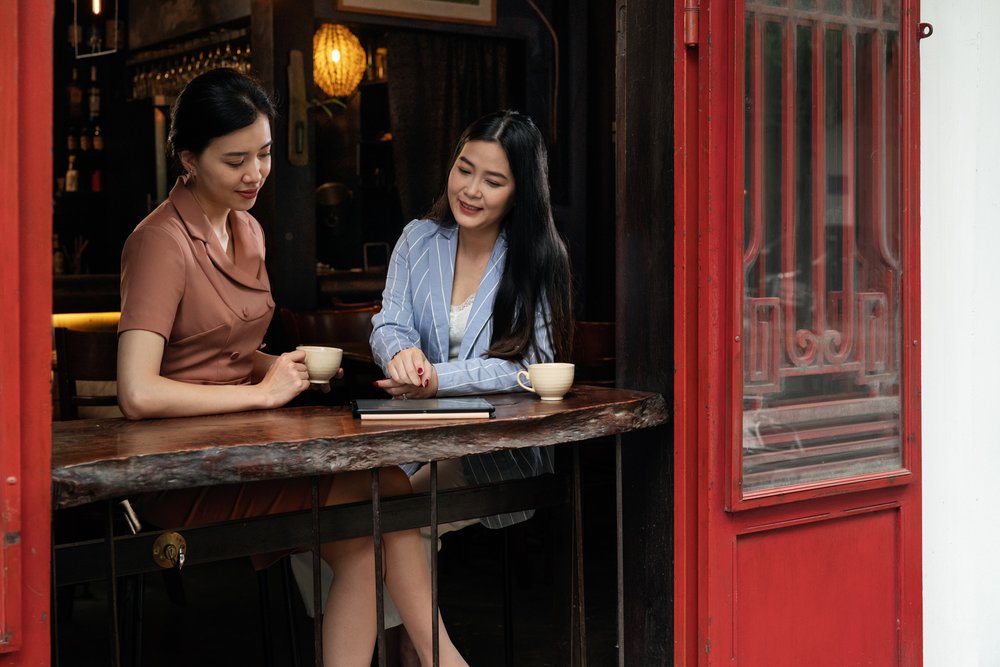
[725,0,922,511]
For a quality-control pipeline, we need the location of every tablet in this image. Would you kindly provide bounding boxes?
[351,397,496,420]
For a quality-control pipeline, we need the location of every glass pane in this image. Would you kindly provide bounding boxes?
[824,0,846,14]
[884,0,901,21]
[794,0,818,9]
[742,7,904,493]
[853,0,875,18]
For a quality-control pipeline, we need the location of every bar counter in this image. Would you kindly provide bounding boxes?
[52,385,669,510]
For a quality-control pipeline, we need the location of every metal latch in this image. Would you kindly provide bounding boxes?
[152,531,187,570]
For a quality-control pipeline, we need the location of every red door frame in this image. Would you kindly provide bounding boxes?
[0,0,53,661]
[674,1,923,664]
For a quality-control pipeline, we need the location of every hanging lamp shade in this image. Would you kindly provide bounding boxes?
[313,24,366,98]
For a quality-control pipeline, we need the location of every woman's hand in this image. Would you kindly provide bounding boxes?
[256,350,310,407]
[375,347,438,399]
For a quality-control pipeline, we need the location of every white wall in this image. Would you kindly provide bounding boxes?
[921,2,1000,665]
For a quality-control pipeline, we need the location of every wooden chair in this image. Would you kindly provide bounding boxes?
[53,327,120,420]
[571,320,616,386]
[280,307,384,401]
[280,306,378,349]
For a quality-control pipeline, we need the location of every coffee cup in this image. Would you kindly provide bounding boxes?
[296,345,343,384]
[516,362,575,401]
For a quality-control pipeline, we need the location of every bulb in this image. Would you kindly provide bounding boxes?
[330,48,342,64]
[92,0,102,15]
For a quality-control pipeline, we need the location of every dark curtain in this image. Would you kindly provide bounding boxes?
[387,31,511,221]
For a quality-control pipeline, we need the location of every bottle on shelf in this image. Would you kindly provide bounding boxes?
[65,156,79,193]
[68,19,81,50]
[66,67,84,121]
[90,165,103,193]
[86,19,103,53]
[66,125,79,153]
[91,124,104,152]
[53,234,66,276]
[79,122,91,153]
[88,66,101,121]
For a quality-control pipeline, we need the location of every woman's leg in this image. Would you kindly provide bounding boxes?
[320,534,379,667]
[381,528,468,666]
[319,468,468,667]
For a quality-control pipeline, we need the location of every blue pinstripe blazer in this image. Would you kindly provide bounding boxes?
[371,219,555,528]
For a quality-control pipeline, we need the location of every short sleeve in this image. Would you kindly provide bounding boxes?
[118,226,186,340]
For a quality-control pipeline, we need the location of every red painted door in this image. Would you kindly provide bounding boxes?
[674,1,923,665]
[0,0,53,662]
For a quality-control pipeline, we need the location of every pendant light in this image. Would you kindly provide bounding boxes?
[313,24,367,98]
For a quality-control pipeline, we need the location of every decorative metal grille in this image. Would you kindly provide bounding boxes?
[741,0,905,493]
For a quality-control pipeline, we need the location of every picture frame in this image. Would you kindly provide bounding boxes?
[336,0,496,27]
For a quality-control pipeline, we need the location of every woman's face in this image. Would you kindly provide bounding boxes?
[181,113,272,221]
[447,140,515,237]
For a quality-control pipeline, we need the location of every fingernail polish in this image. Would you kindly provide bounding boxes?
[372,381,380,387]
[417,367,424,375]
[423,379,429,387]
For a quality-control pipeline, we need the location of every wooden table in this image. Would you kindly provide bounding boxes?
[52,385,668,510]
[53,386,668,666]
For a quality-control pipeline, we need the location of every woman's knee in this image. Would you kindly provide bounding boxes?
[322,535,375,570]
[378,466,412,497]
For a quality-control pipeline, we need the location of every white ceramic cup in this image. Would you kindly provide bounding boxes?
[296,345,343,384]
[516,362,575,401]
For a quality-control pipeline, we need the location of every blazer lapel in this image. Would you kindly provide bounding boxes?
[429,226,457,363]
[458,232,507,360]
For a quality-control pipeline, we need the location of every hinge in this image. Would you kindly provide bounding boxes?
[616,4,626,57]
[684,0,700,47]
[918,22,934,39]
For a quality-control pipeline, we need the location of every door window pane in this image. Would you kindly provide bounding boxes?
[742,3,904,493]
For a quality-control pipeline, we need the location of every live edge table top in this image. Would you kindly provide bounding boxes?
[52,385,668,510]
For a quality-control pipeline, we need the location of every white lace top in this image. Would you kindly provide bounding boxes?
[448,293,476,361]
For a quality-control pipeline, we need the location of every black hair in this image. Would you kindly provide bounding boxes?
[426,110,573,363]
[168,68,276,159]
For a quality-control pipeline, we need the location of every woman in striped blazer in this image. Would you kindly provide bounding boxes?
[371,110,573,529]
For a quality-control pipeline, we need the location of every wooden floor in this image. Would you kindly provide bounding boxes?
[54,445,621,666]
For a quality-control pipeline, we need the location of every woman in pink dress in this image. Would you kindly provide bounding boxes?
[117,68,466,667]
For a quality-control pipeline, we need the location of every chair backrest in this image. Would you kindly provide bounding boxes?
[53,327,119,420]
[571,320,616,386]
[280,307,378,348]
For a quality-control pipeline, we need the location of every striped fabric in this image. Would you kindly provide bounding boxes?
[371,219,555,528]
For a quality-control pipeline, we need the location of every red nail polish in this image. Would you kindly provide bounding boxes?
[423,379,429,387]
[417,367,424,375]
[372,381,380,387]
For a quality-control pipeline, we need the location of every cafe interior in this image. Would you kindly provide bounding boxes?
[49,1,672,666]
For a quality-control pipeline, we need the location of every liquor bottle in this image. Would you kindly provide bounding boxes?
[91,124,104,152]
[68,20,81,50]
[53,234,66,276]
[86,20,103,53]
[90,165,103,193]
[66,67,84,120]
[66,125,79,152]
[88,66,101,120]
[79,123,91,152]
[65,156,79,193]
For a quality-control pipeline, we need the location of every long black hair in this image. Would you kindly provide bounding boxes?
[168,68,276,159]
[426,110,572,363]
